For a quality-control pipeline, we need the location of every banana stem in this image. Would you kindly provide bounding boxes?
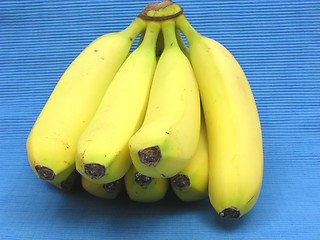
[175,15,200,46]
[161,19,178,49]
[136,30,146,47]
[175,27,190,59]
[140,21,161,48]
[122,17,147,40]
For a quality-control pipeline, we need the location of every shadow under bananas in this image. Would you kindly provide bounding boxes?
[50,183,201,220]
[48,181,250,232]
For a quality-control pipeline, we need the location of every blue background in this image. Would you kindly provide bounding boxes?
[1,0,319,239]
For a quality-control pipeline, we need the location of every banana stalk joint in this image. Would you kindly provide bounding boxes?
[138,0,183,21]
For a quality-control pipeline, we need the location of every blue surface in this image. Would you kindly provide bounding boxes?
[1,0,319,239]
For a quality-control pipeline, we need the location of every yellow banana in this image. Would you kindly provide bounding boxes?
[76,21,161,184]
[129,19,201,179]
[176,15,263,218]
[81,176,124,200]
[124,164,169,203]
[26,17,146,183]
[49,169,80,191]
[170,113,208,202]
[156,22,188,59]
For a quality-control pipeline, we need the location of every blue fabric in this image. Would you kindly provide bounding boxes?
[1,0,319,239]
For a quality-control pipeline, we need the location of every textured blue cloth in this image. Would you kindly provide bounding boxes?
[0,1,319,239]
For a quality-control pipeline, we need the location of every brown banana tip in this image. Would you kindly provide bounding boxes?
[103,178,124,193]
[35,165,55,181]
[60,177,75,191]
[138,146,161,167]
[84,163,105,179]
[219,207,241,219]
[134,172,152,187]
[171,174,190,191]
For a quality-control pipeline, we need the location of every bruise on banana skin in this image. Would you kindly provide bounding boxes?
[93,49,105,60]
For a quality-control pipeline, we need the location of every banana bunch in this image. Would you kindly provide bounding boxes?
[27,0,263,219]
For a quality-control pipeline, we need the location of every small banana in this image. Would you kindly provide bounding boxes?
[26,17,146,183]
[76,21,161,184]
[129,19,201,179]
[176,15,263,218]
[81,176,124,200]
[170,113,208,202]
[124,164,169,203]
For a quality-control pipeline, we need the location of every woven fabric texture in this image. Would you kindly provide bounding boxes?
[0,1,319,239]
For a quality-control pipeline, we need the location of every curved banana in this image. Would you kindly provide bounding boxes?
[81,176,124,200]
[49,169,80,191]
[170,113,208,202]
[26,17,146,183]
[129,19,201,179]
[124,164,169,203]
[176,15,263,218]
[76,21,161,184]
